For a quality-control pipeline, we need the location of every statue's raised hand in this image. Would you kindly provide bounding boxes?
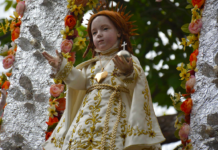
[42,50,61,68]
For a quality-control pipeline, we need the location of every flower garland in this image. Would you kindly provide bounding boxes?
[0,0,25,130]
[45,0,99,141]
[171,0,205,149]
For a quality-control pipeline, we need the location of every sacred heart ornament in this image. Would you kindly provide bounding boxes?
[94,71,108,83]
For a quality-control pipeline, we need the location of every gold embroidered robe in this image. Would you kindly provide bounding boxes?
[42,53,165,150]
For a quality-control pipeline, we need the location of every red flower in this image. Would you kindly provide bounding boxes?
[45,131,53,141]
[185,114,190,124]
[68,52,76,64]
[2,81,10,90]
[46,117,59,126]
[192,0,205,8]
[64,15,77,30]
[189,50,198,63]
[55,98,66,111]
[11,27,20,41]
[181,98,193,115]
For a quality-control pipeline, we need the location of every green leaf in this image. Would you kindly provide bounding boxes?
[0,51,9,56]
[175,102,182,111]
[5,1,12,11]
[185,4,193,9]
[58,92,65,98]
[47,122,58,132]
[180,80,186,89]
[2,73,8,82]
[177,111,185,118]
[187,0,192,4]
[181,23,190,34]
[181,118,185,124]
[174,129,180,139]
[0,117,2,125]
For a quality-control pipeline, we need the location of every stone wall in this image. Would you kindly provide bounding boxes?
[0,0,67,149]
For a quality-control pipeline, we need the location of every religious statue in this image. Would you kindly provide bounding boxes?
[41,3,165,150]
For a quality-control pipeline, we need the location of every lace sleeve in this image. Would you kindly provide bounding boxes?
[50,52,63,78]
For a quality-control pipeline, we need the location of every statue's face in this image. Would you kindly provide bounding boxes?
[91,15,120,51]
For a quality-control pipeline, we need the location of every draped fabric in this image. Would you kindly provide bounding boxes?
[42,50,165,150]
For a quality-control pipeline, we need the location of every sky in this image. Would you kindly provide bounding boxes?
[0,2,181,149]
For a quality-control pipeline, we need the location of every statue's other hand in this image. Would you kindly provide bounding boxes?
[112,55,133,76]
[42,50,61,68]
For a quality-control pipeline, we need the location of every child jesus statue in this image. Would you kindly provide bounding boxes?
[42,4,165,150]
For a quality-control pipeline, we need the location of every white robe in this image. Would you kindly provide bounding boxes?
[42,51,165,150]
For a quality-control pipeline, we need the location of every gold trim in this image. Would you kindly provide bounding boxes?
[56,61,74,80]
[86,84,129,150]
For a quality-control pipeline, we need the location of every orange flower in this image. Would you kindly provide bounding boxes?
[45,131,53,141]
[7,49,16,55]
[55,98,66,111]
[46,117,59,126]
[181,98,193,115]
[2,81,10,90]
[14,46,17,52]
[68,52,76,64]
[11,27,20,41]
[64,15,77,30]
[74,0,89,6]
[16,19,22,27]
[5,72,12,77]
[189,50,198,63]
[10,19,21,31]
[192,0,205,8]
[10,21,16,31]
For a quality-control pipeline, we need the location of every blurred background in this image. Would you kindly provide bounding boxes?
[0,0,194,149]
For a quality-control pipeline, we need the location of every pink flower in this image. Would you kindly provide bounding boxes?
[186,75,196,91]
[3,54,15,69]
[179,123,190,141]
[189,19,203,34]
[61,39,73,53]
[50,84,64,97]
[16,1,25,17]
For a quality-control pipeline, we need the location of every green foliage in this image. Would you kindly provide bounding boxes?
[181,23,190,33]
[47,122,58,132]
[107,0,192,107]
[174,129,180,139]
[0,0,17,11]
